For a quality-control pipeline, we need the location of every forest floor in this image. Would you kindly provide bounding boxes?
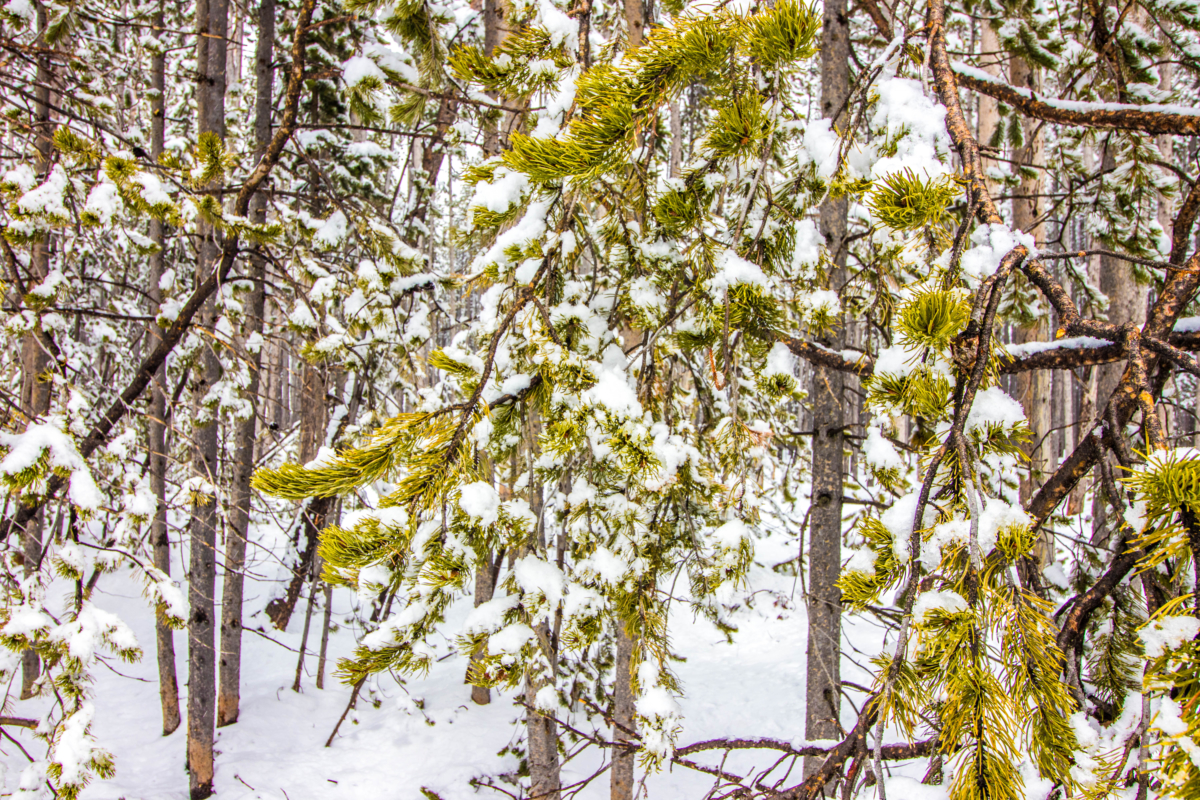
[0,503,937,799]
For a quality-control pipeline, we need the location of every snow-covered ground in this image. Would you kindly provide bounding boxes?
[0,511,914,800]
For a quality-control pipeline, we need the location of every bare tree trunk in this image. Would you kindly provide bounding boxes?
[624,0,643,49]
[526,665,561,800]
[668,101,682,178]
[610,621,637,800]
[977,21,1002,197]
[1091,139,1148,548]
[1010,55,1052,570]
[803,0,847,787]
[17,0,57,701]
[187,0,228,791]
[525,433,560,800]
[316,579,333,689]
[469,555,498,705]
[217,0,274,729]
[292,555,321,692]
[148,0,182,736]
[481,0,511,157]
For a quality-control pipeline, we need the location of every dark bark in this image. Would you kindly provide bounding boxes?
[148,0,182,737]
[218,0,274,728]
[953,65,1200,136]
[804,0,848,787]
[187,0,228,791]
[266,496,332,630]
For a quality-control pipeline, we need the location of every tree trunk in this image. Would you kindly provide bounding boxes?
[977,21,1001,197]
[1091,139,1147,547]
[481,0,511,157]
[610,620,637,800]
[803,0,848,787]
[624,0,644,50]
[188,0,228,791]
[148,0,182,736]
[469,553,498,705]
[525,430,560,800]
[217,0,274,729]
[18,0,57,701]
[317,579,333,690]
[1010,55,1053,570]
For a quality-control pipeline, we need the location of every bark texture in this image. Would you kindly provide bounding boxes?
[187,0,228,792]
[148,0,181,736]
[803,0,848,787]
[611,620,637,800]
[218,0,275,728]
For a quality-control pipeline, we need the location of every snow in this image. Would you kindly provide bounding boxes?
[965,385,1027,432]
[489,623,534,655]
[1139,615,1200,658]
[798,288,841,318]
[341,56,386,86]
[458,481,500,526]
[4,0,34,22]
[710,249,769,295]
[303,446,338,470]
[863,426,904,471]
[513,556,565,607]
[582,349,642,420]
[881,491,926,562]
[802,118,840,180]
[17,164,69,219]
[28,268,65,299]
[912,590,968,623]
[873,344,917,376]
[469,166,529,216]
[133,172,171,206]
[462,594,518,635]
[869,76,950,180]
[84,181,121,224]
[1005,335,1110,357]
[313,210,348,247]
[960,223,1037,283]
[537,0,579,48]
[1175,315,1200,333]
[0,421,104,510]
[952,60,1200,117]
[763,341,795,377]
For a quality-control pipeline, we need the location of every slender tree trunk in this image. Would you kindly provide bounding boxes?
[148,0,182,736]
[469,555,498,705]
[292,555,321,692]
[1010,56,1053,570]
[525,430,560,800]
[977,21,1001,197]
[624,0,644,49]
[1091,138,1148,548]
[316,579,333,689]
[611,621,637,800]
[481,0,511,157]
[187,0,228,791]
[18,0,57,701]
[803,0,848,787]
[217,0,274,729]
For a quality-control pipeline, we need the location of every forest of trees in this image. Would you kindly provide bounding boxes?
[0,0,1199,796]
